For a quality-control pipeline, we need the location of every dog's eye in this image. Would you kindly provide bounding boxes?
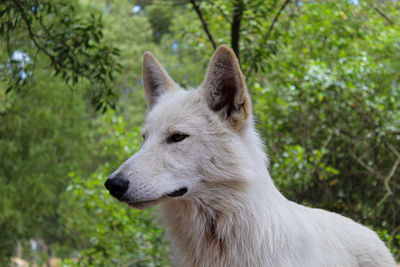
[167,133,188,143]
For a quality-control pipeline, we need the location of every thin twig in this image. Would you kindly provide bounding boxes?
[366,2,394,25]
[312,133,333,175]
[14,0,95,81]
[386,141,400,157]
[13,0,57,64]
[377,153,400,206]
[376,141,400,206]
[6,2,12,57]
[190,0,217,50]
[349,140,399,206]
[245,0,292,78]
[349,149,381,178]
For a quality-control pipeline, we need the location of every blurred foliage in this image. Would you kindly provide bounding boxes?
[0,54,95,264]
[0,0,399,265]
[59,112,170,266]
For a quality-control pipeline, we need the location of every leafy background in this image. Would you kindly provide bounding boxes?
[0,0,399,266]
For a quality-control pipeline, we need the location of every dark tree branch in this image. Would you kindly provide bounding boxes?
[377,141,400,206]
[190,0,217,50]
[12,0,94,79]
[245,0,291,78]
[231,0,244,61]
[366,2,394,25]
[266,0,291,40]
[12,0,58,65]
[4,0,120,111]
[6,5,12,57]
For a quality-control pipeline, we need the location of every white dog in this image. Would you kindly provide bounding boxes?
[105,45,396,267]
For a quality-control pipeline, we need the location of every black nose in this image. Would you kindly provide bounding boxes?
[104,176,129,198]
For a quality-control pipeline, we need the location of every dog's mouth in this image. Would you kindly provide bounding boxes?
[166,187,188,197]
[120,187,188,210]
[126,198,164,210]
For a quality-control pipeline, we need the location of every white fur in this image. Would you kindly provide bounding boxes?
[109,46,396,267]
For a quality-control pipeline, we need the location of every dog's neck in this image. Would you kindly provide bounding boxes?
[160,170,290,266]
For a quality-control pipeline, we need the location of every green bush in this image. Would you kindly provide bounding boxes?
[251,1,400,258]
[60,111,171,266]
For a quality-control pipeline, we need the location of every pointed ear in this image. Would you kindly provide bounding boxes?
[142,51,176,109]
[201,45,251,129]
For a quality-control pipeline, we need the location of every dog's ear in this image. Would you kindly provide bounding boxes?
[201,45,251,130]
[142,52,176,109]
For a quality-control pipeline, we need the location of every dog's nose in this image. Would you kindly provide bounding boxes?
[104,175,129,198]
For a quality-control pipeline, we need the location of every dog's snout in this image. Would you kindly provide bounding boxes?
[105,175,129,198]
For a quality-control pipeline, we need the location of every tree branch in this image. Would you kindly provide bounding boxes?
[366,2,394,25]
[231,0,244,61]
[349,149,382,178]
[375,141,400,206]
[190,0,217,50]
[12,0,94,80]
[245,0,291,78]
[377,153,400,206]
[349,140,399,207]
[386,141,400,157]
[12,0,58,65]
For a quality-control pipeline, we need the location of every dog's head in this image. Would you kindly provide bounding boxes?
[105,45,253,209]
